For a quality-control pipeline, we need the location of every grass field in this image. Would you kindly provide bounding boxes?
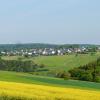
[0,81,100,100]
[34,54,100,71]
[2,53,100,72]
[1,53,100,99]
[0,71,100,91]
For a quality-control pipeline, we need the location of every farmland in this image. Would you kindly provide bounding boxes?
[1,53,100,100]
[0,71,100,90]
[0,71,100,100]
[1,0,100,99]
[0,81,100,100]
[34,54,100,71]
[2,53,100,72]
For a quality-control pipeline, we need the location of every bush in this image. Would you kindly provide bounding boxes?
[0,59,43,72]
[79,72,93,81]
[56,71,70,80]
[94,76,100,82]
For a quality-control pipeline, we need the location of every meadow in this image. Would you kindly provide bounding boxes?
[1,53,100,100]
[0,71,100,91]
[2,53,100,72]
[34,54,100,71]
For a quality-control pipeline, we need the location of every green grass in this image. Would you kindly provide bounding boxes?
[2,53,100,72]
[34,53,100,71]
[0,71,100,91]
[1,53,100,91]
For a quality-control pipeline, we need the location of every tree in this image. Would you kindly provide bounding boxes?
[56,71,70,80]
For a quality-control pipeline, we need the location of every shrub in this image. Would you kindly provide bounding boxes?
[56,71,70,80]
[94,76,100,82]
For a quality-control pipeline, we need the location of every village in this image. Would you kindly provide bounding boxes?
[0,46,100,57]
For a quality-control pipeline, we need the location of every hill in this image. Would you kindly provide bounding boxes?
[0,43,99,51]
[34,54,100,71]
[0,71,100,91]
[2,53,100,73]
[0,81,100,100]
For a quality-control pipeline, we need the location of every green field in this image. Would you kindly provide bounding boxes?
[1,54,100,99]
[1,53,100,91]
[0,71,100,91]
[2,53,100,72]
[34,54,100,71]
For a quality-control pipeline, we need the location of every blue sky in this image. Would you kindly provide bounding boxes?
[0,0,100,44]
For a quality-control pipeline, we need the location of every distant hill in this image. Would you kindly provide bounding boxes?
[0,43,99,51]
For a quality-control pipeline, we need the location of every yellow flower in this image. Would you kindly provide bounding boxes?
[0,81,100,100]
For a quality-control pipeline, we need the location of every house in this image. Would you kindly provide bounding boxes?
[42,50,48,55]
[51,50,56,55]
[74,48,82,53]
[28,52,33,56]
[1,51,6,55]
[57,50,64,55]
[67,49,72,53]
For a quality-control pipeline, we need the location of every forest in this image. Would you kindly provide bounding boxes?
[0,58,42,72]
[69,57,100,82]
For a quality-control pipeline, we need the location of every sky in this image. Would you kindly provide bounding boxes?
[0,0,100,44]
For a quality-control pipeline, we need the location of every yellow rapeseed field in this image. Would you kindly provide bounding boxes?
[0,81,100,100]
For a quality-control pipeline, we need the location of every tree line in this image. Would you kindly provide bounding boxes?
[0,43,98,51]
[0,59,43,72]
[68,57,100,82]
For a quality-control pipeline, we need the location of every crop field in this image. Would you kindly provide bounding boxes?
[2,53,100,71]
[0,71,100,91]
[0,54,100,100]
[1,53,100,100]
[0,81,100,100]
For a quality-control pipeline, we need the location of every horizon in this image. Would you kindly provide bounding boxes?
[0,0,100,44]
[0,42,99,46]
